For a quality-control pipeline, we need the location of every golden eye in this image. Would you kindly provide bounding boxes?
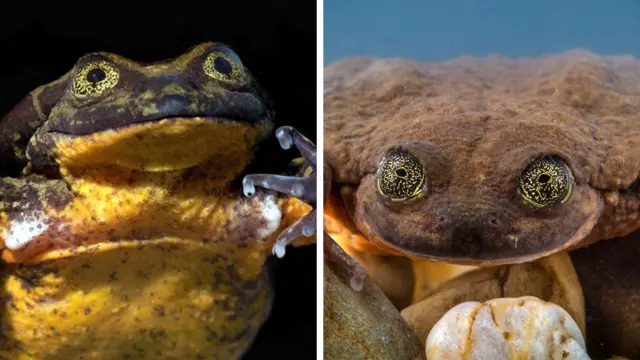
[376,149,426,202]
[203,47,244,82]
[518,155,573,208]
[72,60,119,97]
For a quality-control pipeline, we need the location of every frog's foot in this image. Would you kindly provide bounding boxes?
[426,296,589,360]
[324,233,366,291]
[243,126,316,258]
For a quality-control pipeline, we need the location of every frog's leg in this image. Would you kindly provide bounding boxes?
[0,72,69,176]
[324,232,366,291]
[324,185,420,303]
[243,126,316,258]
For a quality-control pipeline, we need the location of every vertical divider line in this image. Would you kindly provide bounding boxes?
[316,0,325,358]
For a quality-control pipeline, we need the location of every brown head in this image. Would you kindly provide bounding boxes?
[325,55,640,265]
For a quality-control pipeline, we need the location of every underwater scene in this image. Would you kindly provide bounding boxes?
[324,1,640,359]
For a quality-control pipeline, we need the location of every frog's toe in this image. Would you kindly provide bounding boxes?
[243,126,316,203]
[275,126,316,166]
[243,126,317,258]
[272,209,316,258]
[243,174,315,203]
[324,233,366,291]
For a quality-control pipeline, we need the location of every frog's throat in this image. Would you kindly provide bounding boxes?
[50,117,270,172]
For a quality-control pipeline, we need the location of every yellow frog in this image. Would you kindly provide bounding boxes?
[0,42,316,360]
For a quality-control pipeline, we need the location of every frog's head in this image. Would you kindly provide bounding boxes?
[27,42,273,177]
[327,108,602,266]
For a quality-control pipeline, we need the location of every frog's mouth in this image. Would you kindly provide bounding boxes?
[49,116,271,172]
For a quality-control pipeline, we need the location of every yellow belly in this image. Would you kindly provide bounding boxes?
[0,239,271,360]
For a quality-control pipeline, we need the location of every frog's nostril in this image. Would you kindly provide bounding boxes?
[489,218,499,226]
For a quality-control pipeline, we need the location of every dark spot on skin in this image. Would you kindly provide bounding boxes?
[153,305,166,317]
[205,326,217,342]
[82,263,90,269]
[109,271,118,281]
[149,329,167,340]
[229,326,251,342]
[84,307,92,315]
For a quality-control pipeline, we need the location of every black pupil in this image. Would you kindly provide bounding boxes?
[87,68,106,83]
[538,174,551,183]
[213,57,233,77]
[396,168,407,177]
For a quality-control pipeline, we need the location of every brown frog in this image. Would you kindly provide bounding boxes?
[323,52,640,358]
[0,42,316,359]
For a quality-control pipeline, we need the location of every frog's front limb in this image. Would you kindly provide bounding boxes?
[324,233,366,291]
[323,162,368,292]
[243,126,316,258]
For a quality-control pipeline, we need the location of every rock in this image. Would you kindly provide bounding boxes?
[426,296,589,360]
[571,233,640,359]
[324,257,425,360]
[401,251,585,344]
[411,260,477,304]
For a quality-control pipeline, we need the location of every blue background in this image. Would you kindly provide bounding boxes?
[324,0,640,64]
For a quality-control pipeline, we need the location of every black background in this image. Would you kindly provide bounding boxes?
[0,1,317,359]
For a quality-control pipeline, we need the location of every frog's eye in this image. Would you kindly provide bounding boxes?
[376,149,426,202]
[203,47,245,83]
[518,155,573,208]
[72,59,120,97]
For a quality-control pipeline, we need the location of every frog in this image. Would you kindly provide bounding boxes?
[323,52,640,358]
[0,42,317,360]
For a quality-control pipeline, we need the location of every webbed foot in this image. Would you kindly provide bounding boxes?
[243,126,316,258]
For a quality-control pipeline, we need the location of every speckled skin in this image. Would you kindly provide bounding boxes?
[324,53,640,265]
[0,43,313,359]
